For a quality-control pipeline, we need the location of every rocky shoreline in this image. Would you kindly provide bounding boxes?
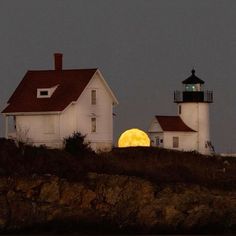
[0,172,235,234]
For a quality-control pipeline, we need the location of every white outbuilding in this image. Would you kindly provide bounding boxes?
[2,53,118,151]
[148,69,214,155]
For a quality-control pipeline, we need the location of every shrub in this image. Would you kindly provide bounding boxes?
[63,132,93,156]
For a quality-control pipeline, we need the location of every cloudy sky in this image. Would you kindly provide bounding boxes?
[0,0,236,152]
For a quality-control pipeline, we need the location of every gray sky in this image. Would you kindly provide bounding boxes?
[0,0,236,153]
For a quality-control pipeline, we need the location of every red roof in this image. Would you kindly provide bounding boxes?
[2,69,97,113]
[155,116,196,132]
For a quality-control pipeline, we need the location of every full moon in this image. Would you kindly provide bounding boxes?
[118,128,150,148]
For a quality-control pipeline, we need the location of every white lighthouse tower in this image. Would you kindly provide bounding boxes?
[174,69,214,155]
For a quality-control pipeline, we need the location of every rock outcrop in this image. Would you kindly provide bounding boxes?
[0,173,235,233]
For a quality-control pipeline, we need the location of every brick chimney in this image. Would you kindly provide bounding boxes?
[54,53,63,71]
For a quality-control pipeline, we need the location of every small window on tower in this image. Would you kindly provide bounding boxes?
[91,90,96,105]
[91,117,96,132]
[173,137,179,148]
[179,105,181,115]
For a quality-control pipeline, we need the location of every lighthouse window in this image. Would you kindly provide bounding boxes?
[173,137,179,148]
[185,84,201,92]
[179,105,181,115]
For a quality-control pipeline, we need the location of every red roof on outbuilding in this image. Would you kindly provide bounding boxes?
[2,69,97,113]
[155,116,196,132]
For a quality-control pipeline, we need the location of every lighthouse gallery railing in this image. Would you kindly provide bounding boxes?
[174,90,213,103]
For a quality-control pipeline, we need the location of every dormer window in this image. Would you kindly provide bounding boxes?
[37,85,58,98]
[40,90,49,96]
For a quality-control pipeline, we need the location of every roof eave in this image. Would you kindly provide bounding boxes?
[2,111,62,115]
[163,130,197,132]
[182,78,205,84]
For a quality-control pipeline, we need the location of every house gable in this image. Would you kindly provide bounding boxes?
[148,117,163,133]
[95,70,119,105]
[73,70,118,107]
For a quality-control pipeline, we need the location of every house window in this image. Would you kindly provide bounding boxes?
[13,116,16,129]
[40,90,49,96]
[179,105,181,115]
[91,90,96,105]
[173,137,179,148]
[155,137,160,146]
[91,117,96,132]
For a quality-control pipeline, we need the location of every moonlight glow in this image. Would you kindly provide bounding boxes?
[118,128,150,147]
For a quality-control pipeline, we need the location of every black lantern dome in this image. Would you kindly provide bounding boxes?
[182,69,204,85]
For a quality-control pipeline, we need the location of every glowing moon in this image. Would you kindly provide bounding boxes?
[118,128,150,148]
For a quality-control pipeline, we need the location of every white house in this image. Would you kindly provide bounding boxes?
[148,69,214,155]
[2,53,118,151]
